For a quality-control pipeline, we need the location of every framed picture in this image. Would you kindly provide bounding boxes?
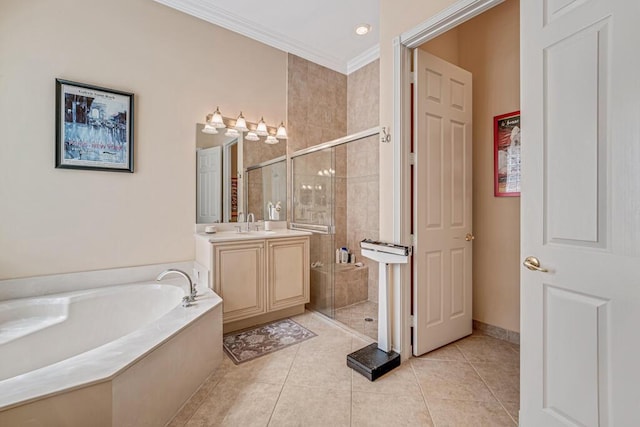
[494,111,520,197]
[56,79,134,172]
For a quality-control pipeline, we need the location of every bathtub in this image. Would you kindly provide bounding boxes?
[0,277,223,426]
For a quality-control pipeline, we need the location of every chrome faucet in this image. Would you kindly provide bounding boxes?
[156,269,197,305]
[246,212,255,232]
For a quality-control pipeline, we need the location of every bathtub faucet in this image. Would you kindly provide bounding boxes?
[156,269,197,304]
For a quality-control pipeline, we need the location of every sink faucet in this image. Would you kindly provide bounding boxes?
[246,212,255,232]
[156,269,197,304]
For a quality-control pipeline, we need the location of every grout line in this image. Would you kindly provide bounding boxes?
[409,359,438,427]
[266,341,301,426]
[467,359,518,426]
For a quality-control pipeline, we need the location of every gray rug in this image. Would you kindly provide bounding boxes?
[223,319,316,364]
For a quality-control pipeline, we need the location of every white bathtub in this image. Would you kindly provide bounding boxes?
[0,276,223,426]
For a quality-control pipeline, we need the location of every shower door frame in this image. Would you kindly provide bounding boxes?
[290,127,380,319]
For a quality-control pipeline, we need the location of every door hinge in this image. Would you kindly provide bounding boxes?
[410,315,416,328]
[409,152,416,165]
[409,71,416,84]
[410,234,416,245]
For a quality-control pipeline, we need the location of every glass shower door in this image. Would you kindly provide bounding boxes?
[291,147,335,318]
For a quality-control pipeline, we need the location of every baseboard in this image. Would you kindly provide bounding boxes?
[473,320,520,345]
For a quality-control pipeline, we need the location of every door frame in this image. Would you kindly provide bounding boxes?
[391,0,505,357]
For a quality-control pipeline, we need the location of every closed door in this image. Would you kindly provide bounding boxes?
[197,146,221,223]
[520,0,640,424]
[412,49,473,356]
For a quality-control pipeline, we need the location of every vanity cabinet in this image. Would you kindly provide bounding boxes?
[267,237,310,311]
[198,233,310,329]
[213,240,265,323]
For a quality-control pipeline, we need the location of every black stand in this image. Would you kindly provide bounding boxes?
[347,343,401,381]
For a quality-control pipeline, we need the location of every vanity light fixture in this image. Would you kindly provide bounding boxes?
[256,117,269,137]
[211,107,226,129]
[276,122,288,140]
[234,112,249,132]
[202,108,288,144]
[224,128,240,138]
[245,131,260,141]
[355,24,371,36]
[264,135,279,145]
[202,114,219,134]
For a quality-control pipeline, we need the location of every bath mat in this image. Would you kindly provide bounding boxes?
[223,319,316,364]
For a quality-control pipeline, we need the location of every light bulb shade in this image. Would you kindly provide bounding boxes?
[211,107,226,129]
[202,123,218,134]
[275,122,288,140]
[245,131,259,141]
[234,112,249,132]
[256,117,269,136]
[264,135,279,145]
[225,128,240,138]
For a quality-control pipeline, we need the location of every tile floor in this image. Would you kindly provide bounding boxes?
[334,300,379,340]
[169,311,520,426]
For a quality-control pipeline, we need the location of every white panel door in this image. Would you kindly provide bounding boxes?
[197,146,222,223]
[413,50,473,356]
[521,0,640,425]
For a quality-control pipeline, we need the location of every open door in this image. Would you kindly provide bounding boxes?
[196,146,222,223]
[520,0,640,424]
[412,50,473,356]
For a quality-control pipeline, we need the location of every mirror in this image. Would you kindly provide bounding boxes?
[195,124,243,223]
[245,157,287,221]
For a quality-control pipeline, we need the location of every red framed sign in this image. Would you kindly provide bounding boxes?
[494,111,521,197]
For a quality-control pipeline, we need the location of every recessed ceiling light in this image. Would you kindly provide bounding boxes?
[355,24,371,36]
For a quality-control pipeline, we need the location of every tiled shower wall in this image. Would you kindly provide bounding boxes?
[287,55,380,303]
[347,60,380,302]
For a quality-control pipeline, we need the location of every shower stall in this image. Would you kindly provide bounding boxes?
[291,128,380,339]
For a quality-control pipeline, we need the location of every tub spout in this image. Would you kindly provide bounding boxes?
[156,269,197,303]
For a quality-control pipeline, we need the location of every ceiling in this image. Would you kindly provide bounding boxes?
[153,0,380,74]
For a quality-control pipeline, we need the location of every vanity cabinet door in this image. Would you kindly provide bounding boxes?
[213,240,265,323]
[267,237,310,311]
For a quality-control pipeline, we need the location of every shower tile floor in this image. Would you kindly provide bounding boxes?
[334,300,379,340]
[169,310,520,426]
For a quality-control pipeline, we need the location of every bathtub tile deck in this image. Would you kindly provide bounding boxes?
[169,311,520,426]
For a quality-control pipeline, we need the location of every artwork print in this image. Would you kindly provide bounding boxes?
[55,79,134,172]
[494,111,520,196]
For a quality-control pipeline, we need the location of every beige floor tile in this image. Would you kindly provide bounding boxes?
[427,398,516,427]
[286,348,353,390]
[185,378,281,427]
[222,345,299,385]
[296,329,353,355]
[168,369,225,426]
[471,361,520,403]
[352,391,434,426]
[352,336,375,351]
[501,400,520,424]
[414,343,467,361]
[268,384,351,427]
[352,362,422,396]
[412,359,496,402]
[455,336,520,365]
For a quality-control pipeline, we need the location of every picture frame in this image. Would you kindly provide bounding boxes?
[494,110,520,197]
[55,79,134,172]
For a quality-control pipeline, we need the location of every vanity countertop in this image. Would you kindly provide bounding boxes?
[195,228,311,243]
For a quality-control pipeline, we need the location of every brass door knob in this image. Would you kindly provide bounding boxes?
[465,233,475,242]
[523,256,549,272]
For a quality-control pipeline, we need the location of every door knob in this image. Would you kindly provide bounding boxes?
[523,256,548,272]
[465,233,475,241]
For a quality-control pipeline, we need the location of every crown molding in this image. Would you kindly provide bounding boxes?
[154,0,348,73]
[347,44,380,75]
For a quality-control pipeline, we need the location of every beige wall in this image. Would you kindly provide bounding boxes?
[0,0,286,279]
[416,0,521,332]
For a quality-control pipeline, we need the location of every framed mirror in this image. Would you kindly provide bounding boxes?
[195,124,243,223]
